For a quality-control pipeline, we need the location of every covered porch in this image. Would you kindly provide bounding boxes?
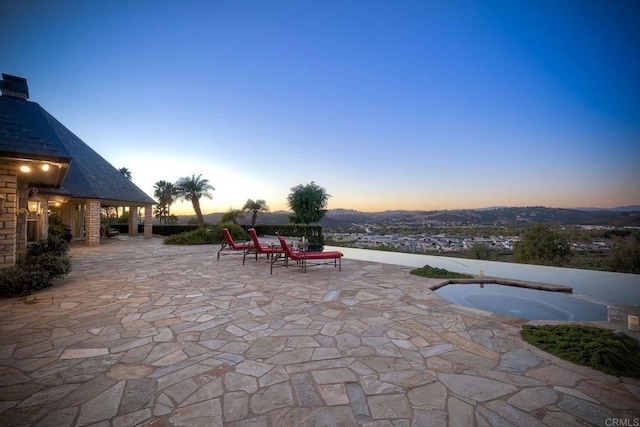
[0,72,156,264]
[50,198,154,245]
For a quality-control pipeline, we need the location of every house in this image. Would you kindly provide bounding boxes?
[0,73,155,268]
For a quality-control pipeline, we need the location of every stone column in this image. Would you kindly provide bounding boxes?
[128,206,138,236]
[0,167,17,268]
[15,183,27,257]
[85,199,101,246]
[41,200,49,240]
[144,204,153,238]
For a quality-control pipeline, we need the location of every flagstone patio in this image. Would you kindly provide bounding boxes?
[0,236,638,426]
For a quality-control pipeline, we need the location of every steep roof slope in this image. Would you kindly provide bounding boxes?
[42,106,155,204]
[0,96,154,205]
[0,96,73,163]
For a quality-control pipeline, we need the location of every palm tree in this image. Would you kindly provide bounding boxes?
[153,203,165,222]
[114,168,132,218]
[174,174,214,224]
[153,180,177,224]
[221,208,245,225]
[165,182,177,219]
[243,199,269,227]
[119,167,132,180]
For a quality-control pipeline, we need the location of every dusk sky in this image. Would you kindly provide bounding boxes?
[2,1,639,215]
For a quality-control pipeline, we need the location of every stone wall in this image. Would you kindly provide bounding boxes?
[0,166,17,268]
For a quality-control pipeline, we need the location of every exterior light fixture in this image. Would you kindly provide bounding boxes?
[18,188,42,217]
[19,163,53,173]
[0,194,5,215]
[27,189,41,215]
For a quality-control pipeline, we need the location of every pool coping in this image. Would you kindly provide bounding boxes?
[426,275,574,292]
[423,275,640,335]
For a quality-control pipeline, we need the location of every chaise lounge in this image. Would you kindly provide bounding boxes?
[244,228,283,266]
[217,228,269,260]
[277,236,343,273]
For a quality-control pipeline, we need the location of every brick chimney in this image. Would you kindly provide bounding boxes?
[0,74,29,99]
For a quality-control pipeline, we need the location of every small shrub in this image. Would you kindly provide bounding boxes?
[0,266,43,296]
[48,216,73,242]
[30,253,72,280]
[0,236,72,297]
[410,264,473,279]
[521,324,640,378]
[27,236,69,257]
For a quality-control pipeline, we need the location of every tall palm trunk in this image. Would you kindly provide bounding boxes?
[192,198,204,224]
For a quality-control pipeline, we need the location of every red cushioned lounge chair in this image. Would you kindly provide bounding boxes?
[244,228,283,266]
[277,236,343,273]
[217,228,269,261]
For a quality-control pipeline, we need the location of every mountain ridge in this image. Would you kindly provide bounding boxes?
[181,205,640,227]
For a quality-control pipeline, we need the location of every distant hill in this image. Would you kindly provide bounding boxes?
[177,205,640,227]
[611,205,640,212]
[474,206,509,211]
[576,205,640,212]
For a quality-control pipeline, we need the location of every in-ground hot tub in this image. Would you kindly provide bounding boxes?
[434,283,608,321]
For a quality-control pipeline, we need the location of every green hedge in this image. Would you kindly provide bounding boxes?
[100,224,203,236]
[243,224,324,247]
[107,223,324,245]
[164,224,248,245]
[144,224,200,236]
[162,223,325,247]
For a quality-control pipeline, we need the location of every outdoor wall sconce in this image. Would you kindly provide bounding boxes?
[18,188,42,217]
[27,189,41,215]
[0,194,5,215]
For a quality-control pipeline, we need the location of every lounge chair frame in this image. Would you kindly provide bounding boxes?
[244,228,282,266]
[277,236,343,273]
[217,228,257,260]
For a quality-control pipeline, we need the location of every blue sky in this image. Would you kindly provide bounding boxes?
[2,0,639,214]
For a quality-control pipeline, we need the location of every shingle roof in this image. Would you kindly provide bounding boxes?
[0,97,73,162]
[0,96,155,205]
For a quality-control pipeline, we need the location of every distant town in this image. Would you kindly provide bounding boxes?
[327,225,616,254]
[318,207,639,260]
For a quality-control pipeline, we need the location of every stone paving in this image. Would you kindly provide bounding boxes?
[0,236,638,426]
